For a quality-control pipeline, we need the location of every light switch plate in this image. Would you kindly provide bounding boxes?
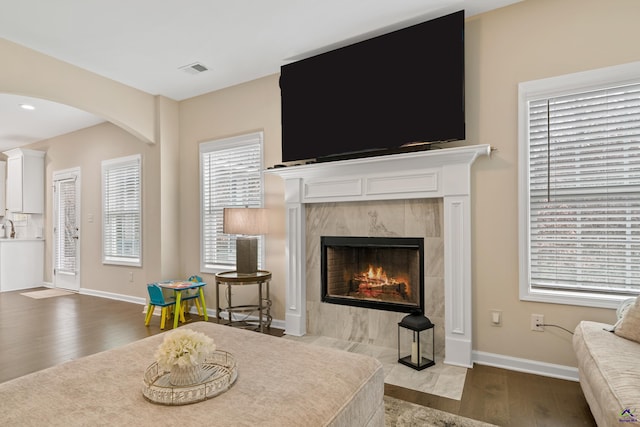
[490,310,502,326]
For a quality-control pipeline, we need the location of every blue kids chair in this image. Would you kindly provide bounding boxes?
[180,275,204,316]
[145,283,179,329]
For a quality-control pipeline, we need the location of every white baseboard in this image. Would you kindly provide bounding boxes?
[472,350,579,382]
[42,283,147,305]
[79,287,147,305]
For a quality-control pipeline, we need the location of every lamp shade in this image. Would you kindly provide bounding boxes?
[223,208,268,235]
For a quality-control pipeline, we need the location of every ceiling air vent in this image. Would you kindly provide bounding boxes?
[179,62,209,75]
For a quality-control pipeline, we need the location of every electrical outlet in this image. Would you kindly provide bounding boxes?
[531,314,544,331]
[129,271,134,282]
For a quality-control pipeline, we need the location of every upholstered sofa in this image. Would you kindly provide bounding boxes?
[573,299,640,426]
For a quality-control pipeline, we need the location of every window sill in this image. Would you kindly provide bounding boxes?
[201,264,235,275]
[201,264,265,275]
[520,287,632,310]
[103,258,141,267]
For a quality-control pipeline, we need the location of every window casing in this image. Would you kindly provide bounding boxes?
[200,132,264,272]
[102,154,142,267]
[519,62,640,308]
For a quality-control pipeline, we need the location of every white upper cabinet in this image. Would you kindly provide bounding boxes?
[3,148,45,214]
[0,161,6,214]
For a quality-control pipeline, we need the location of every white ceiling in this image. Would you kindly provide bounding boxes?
[0,0,521,151]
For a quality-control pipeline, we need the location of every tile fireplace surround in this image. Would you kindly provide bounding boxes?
[267,144,491,368]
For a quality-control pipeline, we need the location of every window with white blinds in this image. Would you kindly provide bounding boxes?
[102,154,142,266]
[519,62,640,307]
[200,132,263,272]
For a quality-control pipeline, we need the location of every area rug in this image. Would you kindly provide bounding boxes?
[385,396,497,427]
[20,289,74,299]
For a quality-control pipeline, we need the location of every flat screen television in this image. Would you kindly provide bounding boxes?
[280,10,465,163]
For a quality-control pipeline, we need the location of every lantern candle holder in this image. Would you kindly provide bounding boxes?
[397,311,435,371]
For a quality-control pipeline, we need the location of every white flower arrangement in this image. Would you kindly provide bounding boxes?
[154,328,216,371]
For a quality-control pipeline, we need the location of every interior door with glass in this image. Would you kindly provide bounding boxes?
[53,168,81,291]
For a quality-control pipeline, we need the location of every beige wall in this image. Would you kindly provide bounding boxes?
[465,0,639,366]
[6,0,640,369]
[178,75,287,320]
[156,96,181,279]
[1,36,180,300]
[0,38,156,143]
[30,122,162,299]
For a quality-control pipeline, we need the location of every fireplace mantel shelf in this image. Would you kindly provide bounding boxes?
[267,145,490,204]
[269,144,490,176]
[267,144,491,368]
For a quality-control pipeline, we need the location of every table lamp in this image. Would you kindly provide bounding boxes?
[223,207,268,274]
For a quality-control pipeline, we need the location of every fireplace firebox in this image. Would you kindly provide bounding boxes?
[321,236,424,313]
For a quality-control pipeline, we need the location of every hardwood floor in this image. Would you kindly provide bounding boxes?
[386,366,596,426]
[1,288,596,426]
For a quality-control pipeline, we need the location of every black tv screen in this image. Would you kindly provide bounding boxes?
[280,10,465,163]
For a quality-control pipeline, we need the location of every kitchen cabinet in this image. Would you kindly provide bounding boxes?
[0,161,6,214]
[4,148,45,213]
[0,239,44,292]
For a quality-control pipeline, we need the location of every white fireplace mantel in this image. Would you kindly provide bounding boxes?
[266,144,491,367]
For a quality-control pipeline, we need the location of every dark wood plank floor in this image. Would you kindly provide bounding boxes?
[1,288,596,426]
[386,365,596,426]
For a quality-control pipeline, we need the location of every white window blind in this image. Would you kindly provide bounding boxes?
[54,177,77,274]
[200,132,263,271]
[102,155,142,266]
[526,83,640,298]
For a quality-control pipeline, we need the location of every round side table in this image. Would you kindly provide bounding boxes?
[214,270,272,332]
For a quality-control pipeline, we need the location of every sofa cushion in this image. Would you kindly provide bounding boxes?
[614,297,640,344]
[574,321,640,426]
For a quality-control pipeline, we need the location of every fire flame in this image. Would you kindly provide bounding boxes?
[366,265,387,281]
[354,265,411,298]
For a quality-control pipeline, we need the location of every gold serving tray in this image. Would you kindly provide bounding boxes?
[142,350,237,405]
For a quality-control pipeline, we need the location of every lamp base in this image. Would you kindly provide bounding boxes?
[236,236,258,274]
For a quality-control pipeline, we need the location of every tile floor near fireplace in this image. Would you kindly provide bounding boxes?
[284,334,467,400]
